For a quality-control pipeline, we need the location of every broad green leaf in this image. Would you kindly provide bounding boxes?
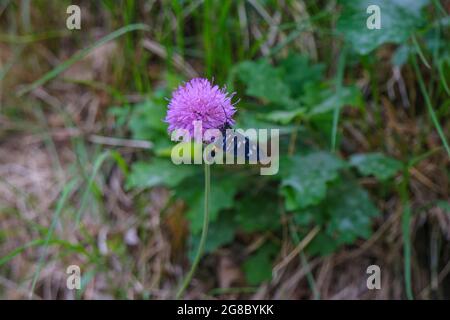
[236,59,295,107]
[293,206,323,227]
[176,176,240,234]
[129,100,167,137]
[337,0,429,55]
[188,210,236,260]
[299,82,362,118]
[350,152,403,180]
[243,243,278,285]
[279,53,325,98]
[299,181,380,256]
[307,232,339,256]
[300,82,329,107]
[280,152,346,210]
[235,189,280,232]
[325,181,380,243]
[263,109,305,125]
[236,111,298,137]
[128,98,170,151]
[126,159,197,190]
[308,86,362,116]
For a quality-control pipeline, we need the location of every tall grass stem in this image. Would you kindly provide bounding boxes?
[412,54,450,158]
[400,170,414,300]
[331,47,347,152]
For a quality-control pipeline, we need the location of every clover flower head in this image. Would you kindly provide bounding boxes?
[165,78,236,138]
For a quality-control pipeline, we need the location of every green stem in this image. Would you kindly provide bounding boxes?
[400,169,414,300]
[331,46,347,152]
[176,163,210,299]
[411,54,450,158]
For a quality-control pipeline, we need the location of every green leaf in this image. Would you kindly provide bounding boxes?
[109,105,131,127]
[280,152,346,210]
[308,86,362,116]
[129,100,166,135]
[243,243,278,285]
[279,53,325,98]
[188,210,236,260]
[299,180,381,256]
[263,109,306,125]
[293,206,322,227]
[236,111,297,136]
[350,152,403,180]
[325,181,380,243]
[235,189,281,233]
[337,0,429,55]
[126,159,197,190]
[298,82,362,121]
[307,233,339,256]
[128,98,170,151]
[236,59,295,107]
[300,82,329,107]
[176,175,240,234]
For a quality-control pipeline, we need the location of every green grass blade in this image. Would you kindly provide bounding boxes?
[0,46,24,82]
[432,0,448,16]
[29,179,78,299]
[0,30,68,44]
[17,23,150,96]
[203,0,213,78]
[331,47,347,152]
[438,60,450,96]
[288,219,320,299]
[74,150,128,226]
[412,55,450,158]
[0,239,88,267]
[74,151,111,226]
[400,170,414,300]
[412,35,431,69]
[402,202,414,300]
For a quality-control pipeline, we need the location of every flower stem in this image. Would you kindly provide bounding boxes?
[176,163,210,299]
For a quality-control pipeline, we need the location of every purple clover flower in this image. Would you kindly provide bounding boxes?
[165,78,236,138]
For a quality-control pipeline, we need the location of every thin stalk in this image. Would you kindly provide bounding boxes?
[29,179,78,299]
[300,252,320,300]
[411,54,450,158]
[400,169,414,300]
[438,61,450,96]
[412,35,430,69]
[432,0,448,16]
[176,163,211,299]
[331,47,347,152]
[284,216,319,298]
